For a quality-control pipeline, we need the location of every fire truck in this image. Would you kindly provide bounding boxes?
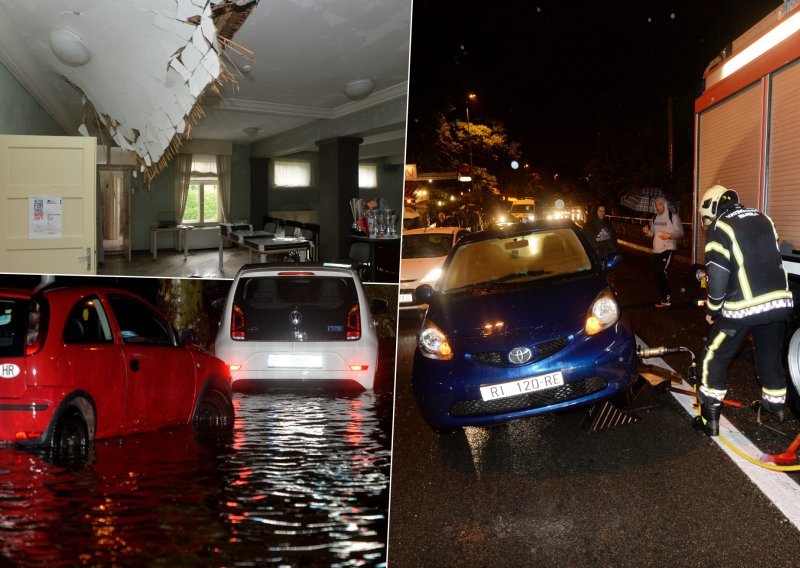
[693,3,800,414]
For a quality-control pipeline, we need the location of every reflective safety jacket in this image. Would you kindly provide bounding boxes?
[704,203,793,323]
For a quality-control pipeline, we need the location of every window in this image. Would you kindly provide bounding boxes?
[359,163,378,189]
[183,154,219,224]
[63,296,113,344]
[274,160,312,188]
[107,295,175,346]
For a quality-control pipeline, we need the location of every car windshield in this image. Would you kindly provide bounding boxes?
[233,275,360,341]
[0,297,37,357]
[402,233,454,259]
[440,228,592,293]
[510,203,534,213]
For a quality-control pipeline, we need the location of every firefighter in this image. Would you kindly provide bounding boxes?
[694,184,794,436]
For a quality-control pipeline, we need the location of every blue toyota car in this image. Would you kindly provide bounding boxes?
[410,220,638,430]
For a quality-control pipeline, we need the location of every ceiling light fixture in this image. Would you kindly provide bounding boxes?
[243,127,260,137]
[49,28,91,67]
[343,79,375,101]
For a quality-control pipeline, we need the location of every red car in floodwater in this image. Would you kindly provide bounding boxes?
[0,286,233,455]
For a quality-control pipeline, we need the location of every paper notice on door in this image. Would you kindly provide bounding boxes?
[29,196,62,239]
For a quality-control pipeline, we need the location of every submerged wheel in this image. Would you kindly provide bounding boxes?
[50,408,89,459]
[785,321,800,420]
[193,389,234,429]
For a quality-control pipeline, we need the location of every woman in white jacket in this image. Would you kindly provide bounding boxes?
[642,197,684,308]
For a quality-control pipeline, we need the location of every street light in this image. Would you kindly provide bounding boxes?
[465,93,476,182]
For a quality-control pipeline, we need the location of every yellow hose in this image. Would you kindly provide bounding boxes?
[690,399,800,472]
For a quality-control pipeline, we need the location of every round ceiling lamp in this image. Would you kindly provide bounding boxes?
[343,79,375,101]
[49,28,91,67]
[243,127,260,137]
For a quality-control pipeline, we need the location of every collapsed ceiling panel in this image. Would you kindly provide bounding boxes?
[0,0,256,181]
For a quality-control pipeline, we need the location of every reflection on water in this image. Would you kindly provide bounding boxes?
[0,390,392,566]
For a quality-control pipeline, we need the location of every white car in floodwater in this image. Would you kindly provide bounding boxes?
[214,263,387,390]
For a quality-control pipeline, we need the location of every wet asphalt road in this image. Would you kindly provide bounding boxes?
[387,245,800,566]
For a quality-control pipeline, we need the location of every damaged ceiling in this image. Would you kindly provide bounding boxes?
[0,0,410,177]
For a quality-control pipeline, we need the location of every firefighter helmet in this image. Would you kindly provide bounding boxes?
[699,185,738,228]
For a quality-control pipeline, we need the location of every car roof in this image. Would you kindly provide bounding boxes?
[235,263,358,278]
[403,227,464,236]
[455,219,580,246]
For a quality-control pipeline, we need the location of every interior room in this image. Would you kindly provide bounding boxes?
[0,0,409,281]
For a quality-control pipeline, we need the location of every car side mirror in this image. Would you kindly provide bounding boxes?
[179,328,197,346]
[370,298,389,315]
[603,253,623,271]
[415,284,434,303]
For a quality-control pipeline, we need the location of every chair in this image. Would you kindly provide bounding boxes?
[262,215,283,235]
[284,220,321,261]
[344,242,371,280]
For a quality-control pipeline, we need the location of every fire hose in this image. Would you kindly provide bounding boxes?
[638,345,800,472]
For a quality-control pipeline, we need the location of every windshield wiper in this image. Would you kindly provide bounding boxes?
[445,271,552,294]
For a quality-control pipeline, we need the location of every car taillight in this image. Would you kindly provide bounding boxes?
[346,304,360,340]
[25,299,46,356]
[231,304,246,341]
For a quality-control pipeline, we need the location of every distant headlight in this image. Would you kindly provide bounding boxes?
[585,289,620,335]
[421,267,443,284]
[418,319,453,360]
[498,215,507,223]
[527,214,535,221]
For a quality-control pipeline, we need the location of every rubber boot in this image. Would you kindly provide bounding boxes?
[692,401,721,437]
[760,398,785,423]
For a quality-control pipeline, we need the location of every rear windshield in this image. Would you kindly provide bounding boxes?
[510,203,535,213]
[402,233,454,259]
[233,275,359,341]
[0,297,45,358]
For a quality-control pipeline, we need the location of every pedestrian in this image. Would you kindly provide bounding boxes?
[642,196,684,307]
[583,202,617,259]
[434,211,451,227]
[693,184,794,436]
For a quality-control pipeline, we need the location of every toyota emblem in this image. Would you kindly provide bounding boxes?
[508,346,532,364]
[289,310,302,326]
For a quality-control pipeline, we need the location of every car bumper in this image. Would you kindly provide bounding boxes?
[411,335,638,429]
[0,398,54,445]
[230,368,376,390]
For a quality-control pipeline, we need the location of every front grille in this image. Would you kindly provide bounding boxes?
[469,336,569,366]
[450,376,607,417]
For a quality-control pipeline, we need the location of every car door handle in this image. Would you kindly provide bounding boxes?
[130,359,140,372]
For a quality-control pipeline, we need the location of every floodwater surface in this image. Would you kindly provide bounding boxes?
[0,390,392,566]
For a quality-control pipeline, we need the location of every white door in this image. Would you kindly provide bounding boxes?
[0,135,96,275]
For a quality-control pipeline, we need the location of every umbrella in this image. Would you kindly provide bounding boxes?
[620,187,678,214]
[403,206,420,219]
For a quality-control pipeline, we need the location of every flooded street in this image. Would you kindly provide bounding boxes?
[0,389,393,566]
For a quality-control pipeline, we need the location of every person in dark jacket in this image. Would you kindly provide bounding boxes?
[583,203,617,259]
[693,184,794,436]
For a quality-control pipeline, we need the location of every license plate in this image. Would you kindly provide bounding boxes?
[480,371,564,401]
[399,293,413,304]
[268,354,323,368]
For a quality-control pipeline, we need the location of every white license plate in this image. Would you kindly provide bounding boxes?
[267,354,323,368]
[399,293,413,304]
[480,371,564,401]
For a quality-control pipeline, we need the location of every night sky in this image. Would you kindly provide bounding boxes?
[406,0,782,185]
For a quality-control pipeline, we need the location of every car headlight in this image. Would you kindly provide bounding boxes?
[527,214,535,221]
[585,289,620,336]
[498,214,507,223]
[418,319,453,360]
[421,267,443,284]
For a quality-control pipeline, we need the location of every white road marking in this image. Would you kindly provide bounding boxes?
[636,336,800,531]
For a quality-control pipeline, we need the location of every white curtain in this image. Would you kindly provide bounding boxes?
[216,154,231,223]
[274,160,311,187]
[174,153,193,222]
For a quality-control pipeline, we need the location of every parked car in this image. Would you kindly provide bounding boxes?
[399,227,470,312]
[0,286,234,455]
[410,220,637,429]
[214,263,388,390]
